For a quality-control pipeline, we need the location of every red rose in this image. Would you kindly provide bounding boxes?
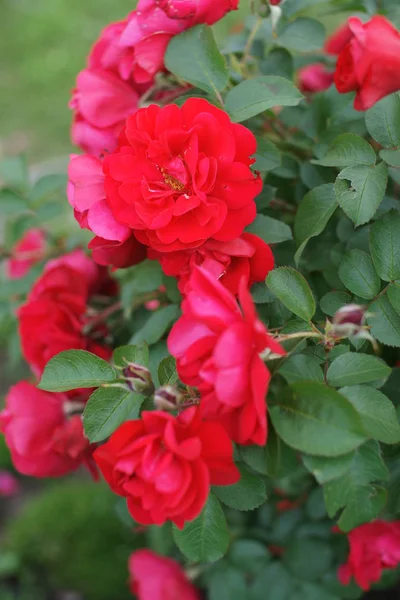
[298,64,334,94]
[0,382,95,478]
[149,233,274,295]
[68,154,146,268]
[324,21,353,55]
[6,228,46,280]
[334,16,400,110]
[129,550,199,599]
[168,267,285,446]
[338,521,400,591]
[70,68,141,156]
[94,407,239,528]
[18,250,113,376]
[117,0,239,84]
[98,99,261,253]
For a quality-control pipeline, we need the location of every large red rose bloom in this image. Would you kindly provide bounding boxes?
[94,406,239,528]
[102,99,262,252]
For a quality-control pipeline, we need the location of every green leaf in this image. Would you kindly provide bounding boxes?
[327,353,391,387]
[283,538,333,581]
[340,385,400,444]
[172,494,229,562]
[380,148,400,167]
[253,138,281,172]
[369,210,400,281]
[158,357,178,386]
[113,343,149,368]
[387,281,400,312]
[279,354,324,384]
[238,444,269,476]
[338,249,381,299]
[270,382,367,457]
[213,464,267,511]
[323,441,388,532]
[83,387,144,443]
[303,453,355,485]
[312,134,376,168]
[278,17,326,52]
[208,566,247,600]
[38,350,117,392]
[229,540,270,574]
[251,562,296,600]
[130,305,180,346]
[334,162,388,226]
[0,156,28,191]
[365,93,400,147]
[368,294,400,347]
[165,25,228,95]
[266,267,316,322]
[225,76,303,123]
[320,291,352,317]
[0,189,29,215]
[121,260,164,310]
[246,214,292,244]
[294,184,337,264]
[29,174,67,202]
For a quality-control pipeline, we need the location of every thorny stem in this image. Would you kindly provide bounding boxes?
[367,284,390,309]
[276,331,323,342]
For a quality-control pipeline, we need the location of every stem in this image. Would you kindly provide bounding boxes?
[276,331,322,342]
[241,17,262,67]
[367,284,390,309]
[269,198,297,214]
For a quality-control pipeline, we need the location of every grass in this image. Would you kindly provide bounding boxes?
[0,0,248,161]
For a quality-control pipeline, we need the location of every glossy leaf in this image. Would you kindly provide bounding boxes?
[266,267,316,321]
[39,350,117,392]
[369,210,400,281]
[338,249,381,299]
[327,353,391,387]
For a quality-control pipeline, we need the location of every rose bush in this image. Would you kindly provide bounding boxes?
[2,0,400,599]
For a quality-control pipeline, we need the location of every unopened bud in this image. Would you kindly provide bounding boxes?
[154,385,183,412]
[333,304,366,328]
[123,364,154,395]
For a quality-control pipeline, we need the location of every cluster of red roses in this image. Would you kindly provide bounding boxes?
[0,250,116,477]
[299,16,400,110]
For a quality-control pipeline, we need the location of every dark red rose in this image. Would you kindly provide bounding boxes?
[168,267,285,446]
[18,250,113,376]
[0,382,95,478]
[94,407,239,528]
[334,16,400,110]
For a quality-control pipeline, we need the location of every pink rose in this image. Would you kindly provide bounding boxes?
[6,229,46,280]
[0,471,19,497]
[168,267,285,446]
[129,550,199,599]
[0,382,96,478]
[298,64,334,94]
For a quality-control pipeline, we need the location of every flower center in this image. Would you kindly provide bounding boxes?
[161,167,186,192]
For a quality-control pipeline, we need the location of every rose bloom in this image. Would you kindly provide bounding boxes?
[298,64,334,94]
[339,520,400,591]
[70,68,141,156]
[95,99,261,253]
[94,407,239,528]
[0,471,19,497]
[67,154,147,269]
[18,250,113,376]
[6,228,46,279]
[334,16,400,110]
[129,550,199,600]
[324,21,353,55]
[0,382,95,478]
[149,233,274,295]
[100,0,239,85]
[168,267,285,446]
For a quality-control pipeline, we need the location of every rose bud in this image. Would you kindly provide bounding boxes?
[154,385,183,412]
[123,364,154,395]
[333,304,366,327]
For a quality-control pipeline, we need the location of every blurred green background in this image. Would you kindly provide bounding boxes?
[0,0,248,161]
